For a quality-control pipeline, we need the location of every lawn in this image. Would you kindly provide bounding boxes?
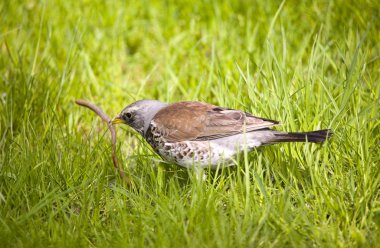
[1,0,379,247]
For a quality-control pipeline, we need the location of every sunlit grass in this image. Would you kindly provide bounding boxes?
[1,0,379,247]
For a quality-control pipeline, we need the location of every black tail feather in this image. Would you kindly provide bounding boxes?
[272,129,333,143]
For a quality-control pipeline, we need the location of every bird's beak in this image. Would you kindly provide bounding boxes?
[111,115,124,125]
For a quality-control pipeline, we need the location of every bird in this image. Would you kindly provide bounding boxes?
[112,100,332,169]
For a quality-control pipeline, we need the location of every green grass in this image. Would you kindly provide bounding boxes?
[1,0,380,247]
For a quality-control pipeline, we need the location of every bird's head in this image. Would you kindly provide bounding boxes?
[112,99,168,135]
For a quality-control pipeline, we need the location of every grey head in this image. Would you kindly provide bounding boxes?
[112,99,168,135]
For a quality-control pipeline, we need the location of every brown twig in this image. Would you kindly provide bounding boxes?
[75,99,130,185]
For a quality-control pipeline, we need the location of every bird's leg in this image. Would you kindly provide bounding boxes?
[156,162,166,194]
[193,167,207,181]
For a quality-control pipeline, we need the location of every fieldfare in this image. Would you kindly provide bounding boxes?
[112,100,332,168]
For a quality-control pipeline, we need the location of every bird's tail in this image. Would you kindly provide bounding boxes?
[266,129,333,144]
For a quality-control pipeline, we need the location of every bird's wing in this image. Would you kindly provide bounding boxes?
[151,101,280,142]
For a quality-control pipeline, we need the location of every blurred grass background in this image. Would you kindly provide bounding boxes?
[1,0,379,247]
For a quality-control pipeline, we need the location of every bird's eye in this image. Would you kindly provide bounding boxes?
[124,112,132,119]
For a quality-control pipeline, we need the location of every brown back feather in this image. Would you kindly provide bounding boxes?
[152,101,279,142]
